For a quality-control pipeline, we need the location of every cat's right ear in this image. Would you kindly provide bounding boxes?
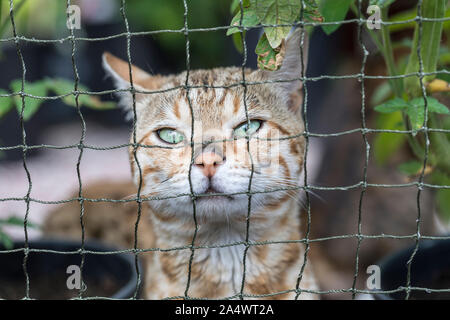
[102,52,164,108]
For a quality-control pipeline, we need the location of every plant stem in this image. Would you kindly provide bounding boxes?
[349,3,403,95]
[0,0,27,38]
[404,114,426,160]
[380,7,403,97]
[350,2,428,165]
[404,0,446,98]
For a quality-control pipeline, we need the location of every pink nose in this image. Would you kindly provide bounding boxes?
[194,152,224,178]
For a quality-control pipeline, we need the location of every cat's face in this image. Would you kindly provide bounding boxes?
[103,29,307,223]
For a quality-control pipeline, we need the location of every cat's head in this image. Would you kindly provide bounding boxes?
[103,29,307,223]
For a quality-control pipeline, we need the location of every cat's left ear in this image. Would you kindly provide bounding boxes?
[102,52,164,89]
[102,52,164,109]
[255,28,308,112]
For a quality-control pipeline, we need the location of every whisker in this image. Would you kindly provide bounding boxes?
[122,192,138,201]
[304,189,325,203]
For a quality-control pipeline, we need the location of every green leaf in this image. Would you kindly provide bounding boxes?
[227,0,321,57]
[404,0,446,97]
[374,97,409,113]
[10,79,48,121]
[369,0,395,9]
[0,89,13,118]
[45,78,116,110]
[405,100,424,131]
[232,32,244,53]
[436,72,450,83]
[230,0,240,14]
[373,111,406,165]
[410,97,449,115]
[0,216,38,229]
[255,32,283,71]
[0,217,38,229]
[44,78,85,107]
[230,0,250,14]
[419,1,447,76]
[9,78,116,120]
[406,97,449,131]
[0,231,13,250]
[318,0,353,35]
[250,0,301,48]
[302,0,323,23]
[397,160,423,175]
[370,81,393,106]
[227,8,260,35]
[0,217,24,226]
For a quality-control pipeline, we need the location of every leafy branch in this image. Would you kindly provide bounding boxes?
[316,0,450,223]
[0,216,38,249]
[0,78,116,121]
[227,0,322,71]
[0,1,115,122]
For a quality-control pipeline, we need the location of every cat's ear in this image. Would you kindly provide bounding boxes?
[102,52,164,108]
[257,28,308,112]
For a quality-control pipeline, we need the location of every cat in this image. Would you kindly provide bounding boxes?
[99,28,317,299]
[43,181,154,251]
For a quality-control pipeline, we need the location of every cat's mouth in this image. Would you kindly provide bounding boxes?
[197,186,233,201]
[206,187,217,194]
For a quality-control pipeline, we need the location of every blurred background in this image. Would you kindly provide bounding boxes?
[0,0,448,299]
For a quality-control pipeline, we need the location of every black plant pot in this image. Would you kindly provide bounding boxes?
[0,239,141,300]
[373,238,450,300]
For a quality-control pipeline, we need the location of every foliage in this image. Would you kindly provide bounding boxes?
[374,97,449,133]
[318,0,353,35]
[0,1,116,122]
[227,0,322,71]
[309,0,450,224]
[403,0,446,97]
[0,78,115,121]
[0,216,37,249]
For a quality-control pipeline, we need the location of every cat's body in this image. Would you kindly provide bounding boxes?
[44,180,316,299]
[47,28,317,299]
[145,192,316,299]
[43,181,154,251]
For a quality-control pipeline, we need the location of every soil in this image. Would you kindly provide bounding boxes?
[0,272,121,300]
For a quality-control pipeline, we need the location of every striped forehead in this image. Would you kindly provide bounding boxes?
[168,88,244,128]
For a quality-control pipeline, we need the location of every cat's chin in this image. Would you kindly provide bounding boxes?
[191,194,269,220]
[192,195,236,213]
[151,194,252,222]
[149,191,275,223]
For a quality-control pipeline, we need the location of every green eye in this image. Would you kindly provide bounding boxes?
[233,120,262,138]
[157,128,185,144]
